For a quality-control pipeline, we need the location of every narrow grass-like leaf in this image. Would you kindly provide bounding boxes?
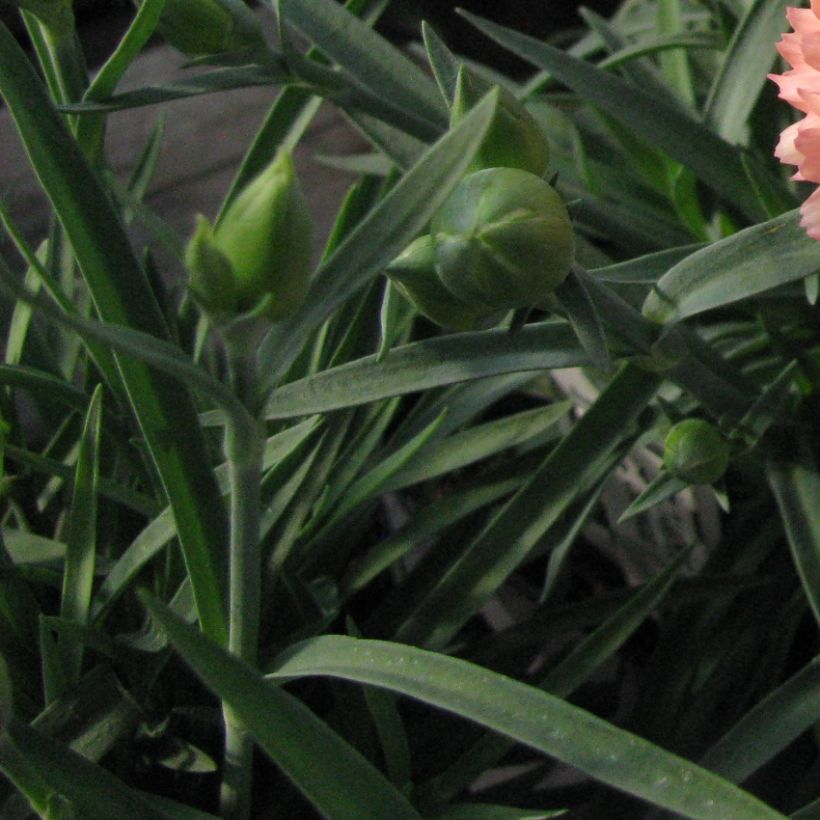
[768,437,820,627]
[555,267,612,372]
[383,402,570,492]
[58,385,102,686]
[92,417,320,621]
[704,0,789,143]
[643,210,820,325]
[62,64,289,112]
[0,23,229,643]
[76,0,166,156]
[421,546,692,804]
[591,244,705,284]
[700,655,820,782]
[268,636,784,818]
[263,321,587,419]
[0,718,170,819]
[257,90,500,391]
[394,365,660,649]
[343,472,525,597]
[459,11,761,220]
[618,471,689,523]
[301,410,448,564]
[422,21,461,106]
[139,592,422,820]
[657,0,695,105]
[279,0,446,131]
[432,806,564,820]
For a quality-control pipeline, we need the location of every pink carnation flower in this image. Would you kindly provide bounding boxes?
[770,1,820,239]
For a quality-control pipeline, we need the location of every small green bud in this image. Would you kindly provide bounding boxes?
[184,215,238,318]
[140,0,267,58]
[432,168,574,311]
[451,66,550,177]
[386,236,499,331]
[663,419,729,485]
[212,151,314,320]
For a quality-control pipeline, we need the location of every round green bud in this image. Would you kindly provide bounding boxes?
[663,419,729,485]
[213,150,314,321]
[386,235,500,331]
[431,168,574,311]
[451,66,550,177]
[144,0,267,58]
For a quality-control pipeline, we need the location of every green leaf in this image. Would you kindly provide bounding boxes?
[394,364,660,649]
[263,321,587,419]
[257,89,501,392]
[61,64,289,112]
[0,22,229,644]
[700,655,820,782]
[431,806,565,820]
[423,546,692,804]
[92,417,320,622]
[384,402,570,492]
[422,21,461,106]
[618,471,689,523]
[643,211,820,325]
[267,635,784,818]
[458,11,761,221]
[58,385,102,687]
[703,0,790,143]
[342,471,526,597]
[139,592,422,820]
[592,244,706,284]
[554,267,612,373]
[278,0,446,132]
[767,436,820,628]
[75,0,167,156]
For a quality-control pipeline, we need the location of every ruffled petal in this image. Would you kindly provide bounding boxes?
[796,126,820,181]
[775,118,805,166]
[800,187,820,241]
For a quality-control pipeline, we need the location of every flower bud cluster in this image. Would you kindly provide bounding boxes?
[387,66,574,330]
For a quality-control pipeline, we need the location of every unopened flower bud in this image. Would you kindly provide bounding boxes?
[386,235,498,331]
[185,215,238,318]
[142,0,267,58]
[431,168,574,311]
[451,66,550,177]
[212,150,314,321]
[663,419,729,485]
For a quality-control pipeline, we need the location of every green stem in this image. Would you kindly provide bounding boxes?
[220,343,263,820]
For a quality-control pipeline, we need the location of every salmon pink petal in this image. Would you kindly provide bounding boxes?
[770,69,820,111]
[777,33,807,69]
[796,127,820,181]
[800,188,820,241]
[788,7,820,35]
[775,119,805,166]
[803,34,820,70]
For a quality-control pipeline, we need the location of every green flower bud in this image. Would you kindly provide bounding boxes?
[139,0,267,58]
[431,168,574,311]
[212,150,314,321]
[386,235,499,331]
[451,66,550,177]
[184,215,238,318]
[663,419,729,485]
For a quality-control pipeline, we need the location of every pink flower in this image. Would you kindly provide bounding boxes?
[770,1,820,239]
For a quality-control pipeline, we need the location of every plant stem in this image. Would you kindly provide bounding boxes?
[220,343,264,820]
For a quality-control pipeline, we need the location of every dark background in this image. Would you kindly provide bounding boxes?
[3,0,622,71]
